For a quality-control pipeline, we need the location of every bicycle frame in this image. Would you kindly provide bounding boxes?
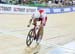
[34,25,43,41]
[26,24,43,47]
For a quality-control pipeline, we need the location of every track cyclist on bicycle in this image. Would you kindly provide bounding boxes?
[27,9,47,39]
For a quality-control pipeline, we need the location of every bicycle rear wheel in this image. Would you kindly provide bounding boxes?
[26,29,34,47]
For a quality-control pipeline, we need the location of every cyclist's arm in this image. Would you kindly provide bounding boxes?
[28,18,32,26]
[27,16,33,27]
[27,14,34,27]
[42,13,47,26]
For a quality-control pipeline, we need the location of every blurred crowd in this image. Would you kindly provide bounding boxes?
[0,0,75,7]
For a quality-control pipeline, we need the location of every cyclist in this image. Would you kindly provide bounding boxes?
[27,9,47,39]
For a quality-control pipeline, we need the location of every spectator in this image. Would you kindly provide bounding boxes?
[0,0,7,4]
[23,0,29,4]
[63,0,73,6]
[18,0,21,4]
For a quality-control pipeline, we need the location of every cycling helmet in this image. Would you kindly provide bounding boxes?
[39,9,44,13]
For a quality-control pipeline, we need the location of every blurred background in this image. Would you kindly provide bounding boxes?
[0,0,75,7]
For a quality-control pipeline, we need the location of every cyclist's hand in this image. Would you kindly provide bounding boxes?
[27,25,30,27]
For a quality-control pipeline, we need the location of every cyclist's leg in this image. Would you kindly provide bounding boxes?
[36,18,43,44]
[38,18,43,37]
[33,19,37,39]
[40,18,43,36]
[40,17,47,36]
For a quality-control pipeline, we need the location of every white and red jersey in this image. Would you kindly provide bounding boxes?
[32,10,47,19]
[32,10,47,26]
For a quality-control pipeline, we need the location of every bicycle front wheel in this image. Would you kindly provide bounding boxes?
[26,29,34,47]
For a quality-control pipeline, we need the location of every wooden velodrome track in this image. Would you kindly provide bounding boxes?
[0,12,75,54]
